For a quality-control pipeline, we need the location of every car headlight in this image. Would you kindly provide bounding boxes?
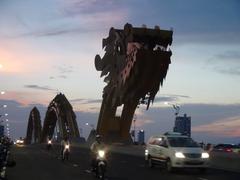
[175,152,185,158]
[98,150,105,158]
[201,152,209,158]
[145,149,148,156]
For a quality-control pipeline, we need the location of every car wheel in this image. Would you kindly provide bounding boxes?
[199,168,207,173]
[148,156,154,168]
[166,159,173,172]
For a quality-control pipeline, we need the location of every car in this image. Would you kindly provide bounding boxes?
[15,139,24,145]
[145,132,210,172]
[212,144,240,153]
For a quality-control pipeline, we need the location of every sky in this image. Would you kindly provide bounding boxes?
[0,0,240,144]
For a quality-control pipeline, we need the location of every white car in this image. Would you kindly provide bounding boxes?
[145,132,209,172]
[15,139,24,145]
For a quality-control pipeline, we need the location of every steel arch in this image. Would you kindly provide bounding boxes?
[41,93,80,143]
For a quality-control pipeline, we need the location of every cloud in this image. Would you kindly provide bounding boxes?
[206,50,240,76]
[24,85,57,91]
[214,66,240,76]
[54,65,74,74]
[49,65,75,79]
[19,26,94,37]
[59,0,128,30]
[175,32,240,45]
[61,0,124,16]
[134,119,154,128]
[0,91,54,106]
[70,98,102,104]
[58,75,67,79]
[14,0,128,38]
[215,51,240,62]
[154,94,190,103]
[192,116,240,137]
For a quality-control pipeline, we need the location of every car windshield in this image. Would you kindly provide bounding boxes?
[167,137,199,147]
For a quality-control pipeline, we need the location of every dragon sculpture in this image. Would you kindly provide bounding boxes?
[95,23,173,142]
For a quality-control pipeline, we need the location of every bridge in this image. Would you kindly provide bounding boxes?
[41,93,80,143]
[25,93,81,144]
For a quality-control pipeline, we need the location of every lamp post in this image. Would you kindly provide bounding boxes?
[133,114,137,143]
[85,123,95,138]
[164,102,180,116]
[0,105,7,108]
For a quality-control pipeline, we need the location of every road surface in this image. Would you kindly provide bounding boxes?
[6,144,240,180]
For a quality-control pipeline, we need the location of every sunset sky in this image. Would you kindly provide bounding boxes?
[0,0,240,143]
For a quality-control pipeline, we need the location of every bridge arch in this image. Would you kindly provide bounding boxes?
[25,107,42,144]
[41,93,80,142]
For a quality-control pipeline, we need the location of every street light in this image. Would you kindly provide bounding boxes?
[0,114,8,118]
[164,102,180,116]
[84,122,95,138]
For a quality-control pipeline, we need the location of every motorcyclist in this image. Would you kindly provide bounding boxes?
[46,136,52,150]
[47,136,52,143]
[61,137,70,156]
[90,135,106,170]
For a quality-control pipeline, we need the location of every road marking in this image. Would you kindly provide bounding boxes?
[73,164,79,167]
[85,169,91,173]
[198,178,208,180]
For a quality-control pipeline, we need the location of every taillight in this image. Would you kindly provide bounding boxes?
[225,148,232,152]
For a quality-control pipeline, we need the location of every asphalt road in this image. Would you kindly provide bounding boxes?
[6,144,240,180]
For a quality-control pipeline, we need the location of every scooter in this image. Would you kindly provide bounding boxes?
[62,144,70,161]
[95,150,107,180]
[46,140,52,150]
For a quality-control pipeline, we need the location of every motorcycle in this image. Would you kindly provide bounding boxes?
[0,144,10,180]
[94,150,107,180]
[62,144,70,161]
[46,140,52,150]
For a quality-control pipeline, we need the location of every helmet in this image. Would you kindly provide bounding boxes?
[96,134,101,141]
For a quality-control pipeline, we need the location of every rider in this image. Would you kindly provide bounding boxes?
[90,135,106,170]
[61,137,70,155]
[47,136,52,144]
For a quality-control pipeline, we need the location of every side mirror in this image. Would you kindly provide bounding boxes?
[163,144,168,148]
[161,143,168,148]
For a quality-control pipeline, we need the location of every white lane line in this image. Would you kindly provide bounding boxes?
[198,178,208,180]
[85,170,91,173]
[73,164,79,167]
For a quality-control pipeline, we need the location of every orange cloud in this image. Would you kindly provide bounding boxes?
[192,116,240,137]
[0,40,55,75]
[1,90,55,106]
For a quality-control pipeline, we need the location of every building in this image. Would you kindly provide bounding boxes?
[173,114,191,137]
[0,125,4,137]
